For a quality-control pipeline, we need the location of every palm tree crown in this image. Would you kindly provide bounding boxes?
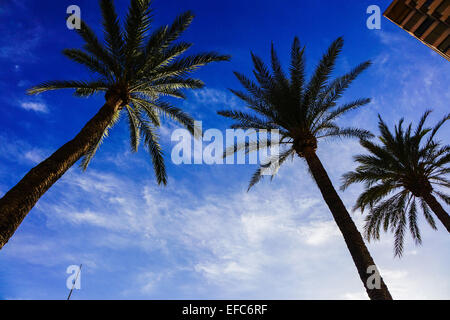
[341,111,450,256]
[218,37,372,189]
[28,0,230,184]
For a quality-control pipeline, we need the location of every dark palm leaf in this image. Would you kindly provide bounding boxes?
[99,0,124,58]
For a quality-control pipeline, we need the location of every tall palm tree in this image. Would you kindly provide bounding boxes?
[0,0,229,249]
[218,37,392,300]
[341,112,450,257]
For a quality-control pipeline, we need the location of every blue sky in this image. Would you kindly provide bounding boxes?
[0,0,449,299]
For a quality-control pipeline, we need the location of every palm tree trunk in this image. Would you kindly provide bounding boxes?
[423,193,450,233]
[0,97,122,250]
[302,147,392,300]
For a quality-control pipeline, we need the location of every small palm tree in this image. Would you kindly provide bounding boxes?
[342,111,450,257]
[0,0,229,249]
[218,37,392,300]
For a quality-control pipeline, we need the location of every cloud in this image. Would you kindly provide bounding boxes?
[191,88,238,107]
[370,30,450,123]
[23,149,45,164]
[341,291,368,300]
[298,220,340,246]
[6,155,445,299]
[20,102,48,113]
[0,135,48,166]
[183,88,239,120]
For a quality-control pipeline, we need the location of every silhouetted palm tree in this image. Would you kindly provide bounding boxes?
[342,111,450,257]
[218,37,392,300]
[0,0,229,249]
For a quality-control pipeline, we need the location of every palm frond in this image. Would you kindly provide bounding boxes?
[28,80,108,96]
[76,20,118,75]
[130,97,161,126]
[271,42,289,89]
[289,36,306,103]
[434,191,450,205]
[251,52,276,92]
[144,11,194,56]
[319,98,371,127]
[161,11,195,48]
[247,148,294,191]
[150,100,196,135]
[427,113,450,143]
[125,105,141,152]
[408,199,422,245]
[124,0,152,56]
[140,119,167,185]
[420,198,437,229]
[80,109,121,170]
[317,127,373,140]
[62,49,111,78]
[154,52,230,80]
[303,37,344,108]
[99,0,124,58]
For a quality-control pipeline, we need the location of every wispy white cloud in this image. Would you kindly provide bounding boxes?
[0,135,48,166]
[298,220,340,246]
[23,149,45,164]
[183,88,239,120]
[20,102,48,113]
[7,154,446,299]
[191,88,238,107]
[369,30,450,127]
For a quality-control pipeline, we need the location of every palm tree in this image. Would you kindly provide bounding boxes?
[341,111,450,257]
[0,0,229,249]
[218,37,392,300]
